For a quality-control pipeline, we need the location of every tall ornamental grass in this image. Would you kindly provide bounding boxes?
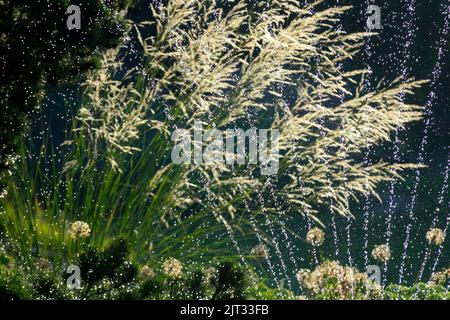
[0,0,426,268]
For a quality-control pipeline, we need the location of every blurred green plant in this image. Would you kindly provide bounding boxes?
[0,238,254,300]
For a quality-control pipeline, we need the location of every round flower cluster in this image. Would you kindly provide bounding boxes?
[296,260,381,300]
[68,221,91,239]
[429,268,450,286]
[371,244,391,263]
[139,265,155,279]
[426,228,445,246]
[251,244,269,259]
[306,227,325,246]
[163,258,183,278]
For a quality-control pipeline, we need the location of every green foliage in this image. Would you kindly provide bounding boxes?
[0,0,132,192]
[0,134,241,267]
[384,283,450,300]
[312,278,378,300]
[1,239,253,300]
[0,265,30,300]
[247,281,296,300]
[73,238,138,299]
[137,260,249,300]
[210,261,248,299]
[2,246,450,300]
[0,238,138,300]
[30,269,66,300]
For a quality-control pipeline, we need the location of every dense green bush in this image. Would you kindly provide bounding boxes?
[2,242,449,300]
[0,237,253,300]
[134,260,249,300]
[384,283,450,300]
[0,238,137,300]
[0,265,30,300]
[247,281,296,300]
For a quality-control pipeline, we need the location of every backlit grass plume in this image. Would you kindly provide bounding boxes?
[0,0,426,267]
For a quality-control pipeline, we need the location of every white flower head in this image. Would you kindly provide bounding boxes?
[163,258,183,278]
[306,227,325,246]
[372,244,391,263]
[68,221,91,239]
[426,228,445,246]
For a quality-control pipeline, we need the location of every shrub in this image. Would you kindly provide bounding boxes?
[0,265,30,300]
[384,283,450,300]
